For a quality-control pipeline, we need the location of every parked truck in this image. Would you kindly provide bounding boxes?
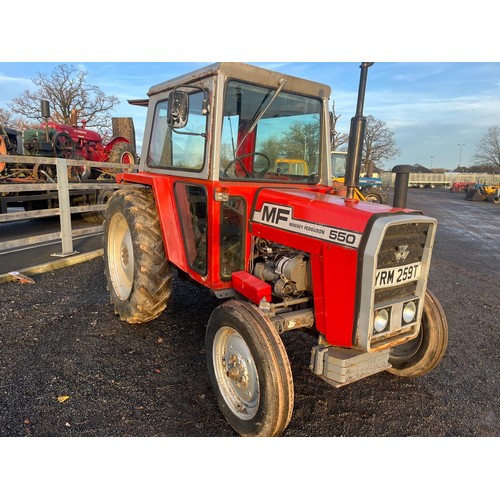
[408,172,450,189]
[103,62,448,437]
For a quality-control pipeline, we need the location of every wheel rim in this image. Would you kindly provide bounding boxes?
[120,151,134,164]
[120,151,134,173]
[364,194,380,203]
[212,326,259,420]
[107,212,134,300]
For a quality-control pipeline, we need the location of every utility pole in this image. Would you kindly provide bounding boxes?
[457,144,465,167]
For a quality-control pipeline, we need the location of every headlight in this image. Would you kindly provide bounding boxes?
[374,308,390,333]
[402,300,417,324]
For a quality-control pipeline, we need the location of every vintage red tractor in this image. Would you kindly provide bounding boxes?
[22,113,137,181]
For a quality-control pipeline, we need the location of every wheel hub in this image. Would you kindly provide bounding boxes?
[213,327,259,420]
[108,212,134,301]
[226,353,249,388]
[121,245,130,267]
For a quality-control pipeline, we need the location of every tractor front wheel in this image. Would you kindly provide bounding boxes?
[103,188,172,323]
[206,300,294,437]
[387,290,448,377]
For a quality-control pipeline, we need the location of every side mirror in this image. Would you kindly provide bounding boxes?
[167,89,189,128]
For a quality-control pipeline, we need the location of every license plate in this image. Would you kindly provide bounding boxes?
[375,262,421,289]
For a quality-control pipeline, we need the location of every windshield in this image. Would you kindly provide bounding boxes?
[220,80,322,183]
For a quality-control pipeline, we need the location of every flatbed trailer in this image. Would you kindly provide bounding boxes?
[0,154,135,220]
[0,181,112,217]
[408,173,450,188]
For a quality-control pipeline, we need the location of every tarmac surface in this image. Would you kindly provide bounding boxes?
[0,188,498,440]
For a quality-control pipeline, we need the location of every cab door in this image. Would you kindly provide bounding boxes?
[142,82,216,281]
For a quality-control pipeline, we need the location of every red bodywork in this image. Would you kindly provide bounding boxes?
[118,171,415,348]
[45,121,133,163]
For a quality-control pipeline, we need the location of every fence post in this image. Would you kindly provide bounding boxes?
[52,159,77,257]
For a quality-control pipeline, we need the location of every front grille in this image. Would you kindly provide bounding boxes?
[375,282,417,303]
[377,222,429,268]
[356,215,436,352]
[374,222,430,306]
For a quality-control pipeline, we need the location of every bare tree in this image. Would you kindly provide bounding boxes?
[330,100,348,151]
[8,64,119,136]
[331,108,398,174]
[0,107,34,130]
[472,126,500,168]
[0,107,12,126]
[363,115,401,175]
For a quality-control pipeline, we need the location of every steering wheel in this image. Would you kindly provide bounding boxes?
[223,152,271,178]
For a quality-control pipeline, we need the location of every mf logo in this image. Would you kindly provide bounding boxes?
[261,204,291,225]
[394,245,410,263]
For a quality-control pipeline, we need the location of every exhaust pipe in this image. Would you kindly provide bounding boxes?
[345,62,373,202]
[392,164,412,208]
[41,100,51,142]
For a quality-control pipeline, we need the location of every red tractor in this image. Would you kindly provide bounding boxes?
[103,62,448,437]
[20,103,137,181]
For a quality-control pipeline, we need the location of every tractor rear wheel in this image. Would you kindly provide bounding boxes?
[103,188,172,323]
[206,300,294,437]
[387,290,448,377]
[363,187,388,204]
[108,142,137,173]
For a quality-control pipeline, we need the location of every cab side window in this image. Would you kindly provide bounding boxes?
[148,92,207,171]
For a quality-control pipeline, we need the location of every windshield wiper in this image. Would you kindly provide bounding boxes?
[234,78,287,153]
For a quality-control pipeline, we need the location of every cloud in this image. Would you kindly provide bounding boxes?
[0,74,33,86]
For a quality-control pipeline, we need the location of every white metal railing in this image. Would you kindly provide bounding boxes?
[0,154,142,256]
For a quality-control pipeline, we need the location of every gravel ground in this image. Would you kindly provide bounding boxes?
[0,190,500,437]
[0,190,500,498]
[1,189,498,441]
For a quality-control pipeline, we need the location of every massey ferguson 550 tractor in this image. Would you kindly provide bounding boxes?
[103,62,448,437]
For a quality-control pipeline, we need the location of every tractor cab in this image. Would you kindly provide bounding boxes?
[122,63,333,288]
[142,63,331,185]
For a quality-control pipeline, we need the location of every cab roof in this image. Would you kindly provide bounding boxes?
[146,62,331,100]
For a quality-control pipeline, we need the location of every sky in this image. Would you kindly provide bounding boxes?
[1,2,499,173]
[1,60,499,172]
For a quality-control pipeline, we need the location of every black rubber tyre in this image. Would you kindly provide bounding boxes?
[108,142,137,170]
[72,155,92,181]
[82,188,116,224]
[206,300,294,437]
[103,188,172,324]
[387,290,448,377]
[362,187,388,204]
